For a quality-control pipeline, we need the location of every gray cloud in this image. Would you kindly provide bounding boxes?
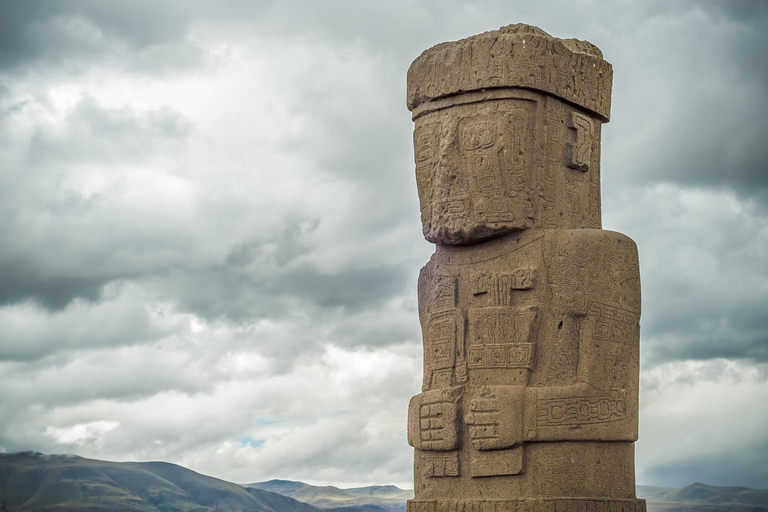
[0,271,103,311]
[0,0,200,74]
[641,442,768,489]
[0,96,194,310]
[155,261,412,322]
[702,0,768,24]
[603,185,768,368]
[637,359,768,488]
[603,0,768,204]
[0,285,180,362]
[27,96,192,165]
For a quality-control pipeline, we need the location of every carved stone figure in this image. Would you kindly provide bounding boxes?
[406,24,646,512]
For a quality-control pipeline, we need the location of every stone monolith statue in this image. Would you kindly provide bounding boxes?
[406,25,645,512]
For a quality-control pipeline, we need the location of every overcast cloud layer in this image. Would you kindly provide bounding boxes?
[1,0,767,490]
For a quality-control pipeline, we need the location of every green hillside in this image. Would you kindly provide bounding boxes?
[0,452,323,512]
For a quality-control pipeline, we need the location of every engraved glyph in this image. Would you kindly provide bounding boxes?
[467,308,537,371]
[425,310,465,389]
[422,452,460,478]
[537,396,626,426]
[567,111,594,172]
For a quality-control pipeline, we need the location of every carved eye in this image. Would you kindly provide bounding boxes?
[459,119,496,150]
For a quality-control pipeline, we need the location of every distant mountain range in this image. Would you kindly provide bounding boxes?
[1,452,766,512]
[245,479,412,511]
[637,483,768,511]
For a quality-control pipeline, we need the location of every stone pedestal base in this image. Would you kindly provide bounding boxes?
[408,499,646,512]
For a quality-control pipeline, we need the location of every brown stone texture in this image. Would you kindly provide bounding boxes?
[406,25,644,512]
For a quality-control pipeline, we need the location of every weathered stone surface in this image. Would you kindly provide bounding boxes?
[407,24,612,121]
[406,25,644,512]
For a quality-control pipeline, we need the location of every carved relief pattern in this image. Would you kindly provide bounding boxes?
[409,387,462,453]
[467,308,537,370]
[406,25,614,120]
[537,396,626,426]
[589,302,640,393]
[421,452,461,478]
[414,122,439,226]
[472,269,537,303]
[539,98,561,230]
[425,310,465,389]
[567,111,594,172]
[415,98,539,244]
[419,400,460,450]
[428,313,460,370]
[459,110,530,224]
[468,342,534,370]
[589,183,601,229]
[466,396,504,449]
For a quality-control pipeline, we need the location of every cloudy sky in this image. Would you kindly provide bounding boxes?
[1,0,767,491]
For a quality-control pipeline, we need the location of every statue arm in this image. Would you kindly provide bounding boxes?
[525,229,641,442]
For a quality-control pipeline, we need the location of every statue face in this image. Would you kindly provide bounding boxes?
[413,98,536,245]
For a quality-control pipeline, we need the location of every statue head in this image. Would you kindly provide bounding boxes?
[408,24,613,245]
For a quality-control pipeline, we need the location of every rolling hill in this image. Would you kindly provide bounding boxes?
[0,452,324,512]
